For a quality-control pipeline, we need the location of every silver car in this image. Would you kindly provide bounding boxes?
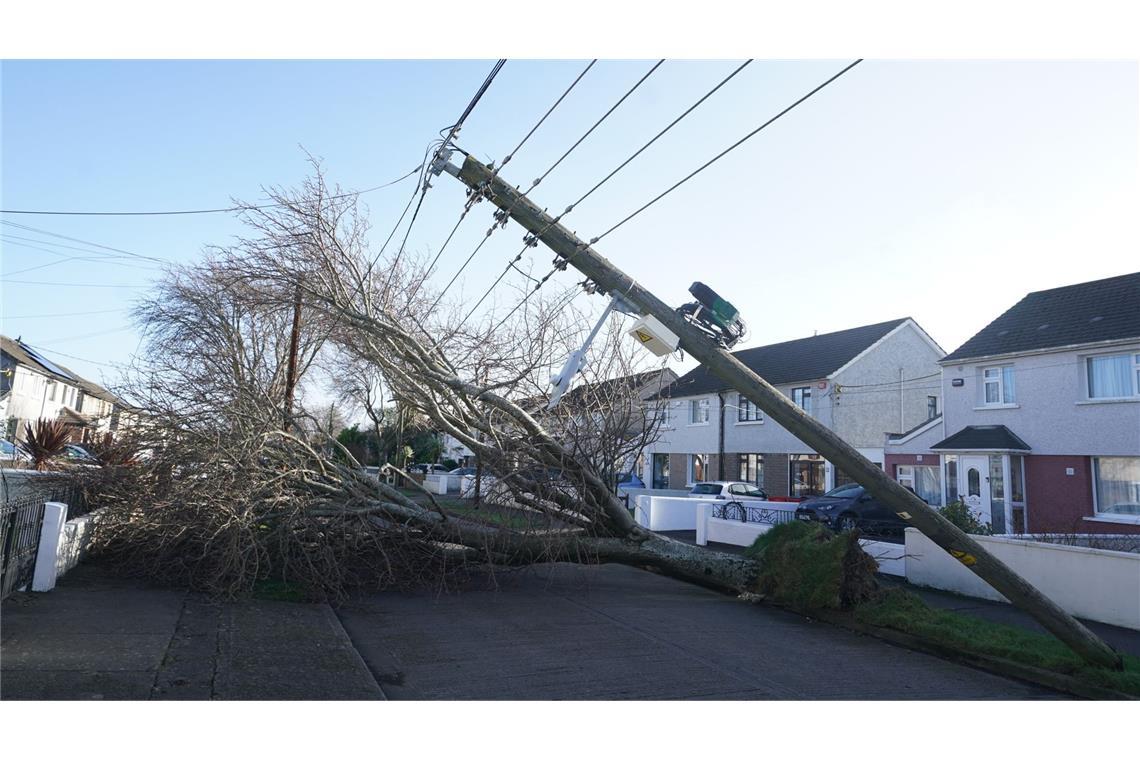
[688,480,769,501]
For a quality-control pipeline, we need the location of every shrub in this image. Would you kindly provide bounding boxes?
[939,500,993,535]
[23,418,71,471]
[744,520,878,610]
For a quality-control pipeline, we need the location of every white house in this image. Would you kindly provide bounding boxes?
[885,272,1140,535]
[1,334,131,445]
[642,318,945,497]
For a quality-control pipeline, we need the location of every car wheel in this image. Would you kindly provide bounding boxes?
[836,514,858,532]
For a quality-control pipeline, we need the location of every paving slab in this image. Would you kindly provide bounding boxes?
[336,562,1061,700]
[2,563,384,701]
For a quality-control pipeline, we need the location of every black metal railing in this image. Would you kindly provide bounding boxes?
[1,494,47,600]
[713,501,798,526]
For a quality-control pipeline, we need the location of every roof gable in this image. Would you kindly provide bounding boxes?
[653,318,910,399]
[931,425,1031,452]
[942,272,1140,363]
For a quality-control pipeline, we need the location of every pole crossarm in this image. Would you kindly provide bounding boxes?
[449,154,1121,670]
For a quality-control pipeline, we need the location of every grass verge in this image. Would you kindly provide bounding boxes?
[855,588,1140,697]
[748,521,1140,698]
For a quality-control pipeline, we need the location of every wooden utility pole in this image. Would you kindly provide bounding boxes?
[282,283,303,431]
[445,155,1121,670]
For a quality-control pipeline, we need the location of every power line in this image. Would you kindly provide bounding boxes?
[409,60,598,307]
[495,60,597,176]
[382,61,507,286]
[454,59,752,330]
[529,60,664,190]
[27,325,136,346]
[0,165,422,217]
[2,307,129,319]
[590,59,863,245]
[428,60,664,322]
[1,220,164,263]
[3,279,150,288]
[19,343,125,369]
[568,59,752,213]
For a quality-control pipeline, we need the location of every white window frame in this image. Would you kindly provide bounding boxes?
[980,365,1016,406]
[688,453,708,485]
[1090,456,1140,523]
[1084,352,1140,401]
[736,393,763,424]
[689,397,710,426]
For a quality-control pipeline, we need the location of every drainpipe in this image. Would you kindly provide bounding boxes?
[717,390,726,480]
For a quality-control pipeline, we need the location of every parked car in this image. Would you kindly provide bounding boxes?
[616,471,645,489]
[1,438,32,465]
[688,481,768,501]
[408,463,449,474]
[448,466,478,478]
[794,483,911,535]
[62,444,99,464]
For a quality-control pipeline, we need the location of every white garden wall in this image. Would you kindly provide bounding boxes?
[905,528,1140,630]
[634,495,714,531]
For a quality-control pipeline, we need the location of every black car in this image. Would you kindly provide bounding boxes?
[794,483,910,535]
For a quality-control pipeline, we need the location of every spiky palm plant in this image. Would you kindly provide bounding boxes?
[23,418,71,471]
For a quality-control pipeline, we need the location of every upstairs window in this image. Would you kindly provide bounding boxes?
[737,394,763,422]
[689,398,710,424]
[792,387,812,414]
[927,395,939,420]
[982,366,1015,405]
[1086,354,1140,399]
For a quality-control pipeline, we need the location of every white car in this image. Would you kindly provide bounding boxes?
[688,481,769,501]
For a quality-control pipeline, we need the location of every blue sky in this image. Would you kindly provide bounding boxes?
[2,59,1137,396]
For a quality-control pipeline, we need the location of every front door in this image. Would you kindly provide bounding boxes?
[958,455,992,527]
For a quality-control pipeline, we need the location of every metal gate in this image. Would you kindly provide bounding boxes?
[1,494,47,600]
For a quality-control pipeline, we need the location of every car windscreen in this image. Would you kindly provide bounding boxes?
[690,484,721,495]
[823,483,863,498]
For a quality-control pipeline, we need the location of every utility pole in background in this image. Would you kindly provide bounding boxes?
[441,154,1120,670]
[282,284,303,431]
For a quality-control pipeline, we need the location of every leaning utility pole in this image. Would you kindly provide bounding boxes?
[442,154,1121,670]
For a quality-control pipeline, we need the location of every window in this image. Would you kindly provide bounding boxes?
[689,454,708,484]
[989,455,1007,534]
[48,381,57,401]
[689,398,710,424]
[729,483,767,498]
[737,394,762,422]
[651,454,670,490]
[927,395,938,420]
[1086,354,1140,399]
[982,366,1015,405]
[944,455,959,505]
[789,454,825,498]
[1093,457,1140,517]
[896,464,942,506]
[738,454,763,486]
[792,387,812,414]
[1010,454,1026,533]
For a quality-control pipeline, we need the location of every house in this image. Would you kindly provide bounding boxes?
[1,334,133,444]
[885,272,1140,534]
[643,318,945,496]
